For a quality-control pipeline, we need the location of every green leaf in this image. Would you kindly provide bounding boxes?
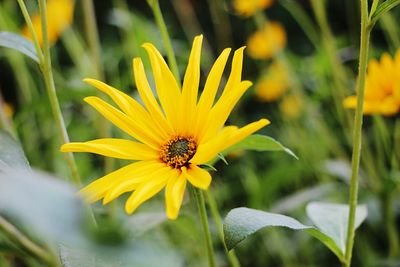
[124,212,167,239]
[223,207,349,262]
[0,169,86,247]
[370,0,400,26]
[60,239,184,267]
[0,131,30,170]
[0,32,39,63]
[227,134,298,159]
[306,202,368,254]
[223,207,313,250]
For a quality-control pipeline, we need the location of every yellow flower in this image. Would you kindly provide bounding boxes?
[22,0,74,46]
[255,60,289,102]
[280,94,303,119]
[61,35,270,219]
[233,0,274,17]
[3,103,14,119]
[344,50,400,116]
[247,22,286,60]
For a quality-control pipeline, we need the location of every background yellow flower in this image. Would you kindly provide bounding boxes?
[279,94,303,119]
[255,60,289,102]
[246,21,286,59]
[22,0,74,46]
[233,0,274,17]
[344,50,400,116]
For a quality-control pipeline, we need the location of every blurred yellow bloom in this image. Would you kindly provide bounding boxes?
[247,22,286,59]
[2,103,14,119]
[233,0,274,17]
[61,35,270,219]
[22,0,74,46]
[344,50,400,116]
[280,94,303,119]
[255,61,289,102]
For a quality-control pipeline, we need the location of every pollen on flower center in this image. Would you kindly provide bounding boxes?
[160,136,197,168]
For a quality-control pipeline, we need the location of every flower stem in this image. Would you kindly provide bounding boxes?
[344,0,371,266]
[205,190,241,267]
[37,0,82,186]
[147,0,180,84]
[194,187,216,267]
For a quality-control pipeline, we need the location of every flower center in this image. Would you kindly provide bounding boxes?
[160,136,197,169]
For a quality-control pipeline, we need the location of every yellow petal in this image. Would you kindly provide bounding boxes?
[220,47,245,100]
[125,167,173,214]
[79,161,159,203]
[84,96,161,149]
[200,81,253,143]
[220,119,270,151]
[190,126,238,165]
[165,171,186,219]
[84,79,169,142]
[142,43,181,129]
[103,161,168,204]
[133,58,174,136]
[180,35,203,134]
[194,48,231,138]
[60,138,158,160]
[181,165,211,190]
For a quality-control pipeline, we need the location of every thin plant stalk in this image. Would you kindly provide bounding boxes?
[205,190,241,267]
[38,0,81,186]
[0,216,56,266]
[344,0,371,265]
[16,0,81,186]
[147,0,180,83]
[194,188,216,267]
[81,0,104,80]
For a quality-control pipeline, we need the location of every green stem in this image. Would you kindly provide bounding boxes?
[194,188,216,267]
[15,0,44,64]
[148,0,180,83]
[81,0,104,80]
[205,191,241,267]
[382,190,399,257]
[344,0,371,266]
[309,0,350,128]
[0,216,56,266]
[37,0,81,186]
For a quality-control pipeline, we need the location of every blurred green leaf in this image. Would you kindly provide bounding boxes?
[0,131,30,170]
[306,202,368,254]
[60,239,183,267]
[124,212,167,239]
[227,134,298,159]
[0,169,86,247]
[370,0,400,26]
[0,32,39,63]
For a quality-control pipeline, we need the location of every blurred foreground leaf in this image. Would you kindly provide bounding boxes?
[60,239,183,267]
[0,130,30,170]
[0,32,39,63]
[225,134,298,159]
[224,203,367,262]
[0,169,86,247]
